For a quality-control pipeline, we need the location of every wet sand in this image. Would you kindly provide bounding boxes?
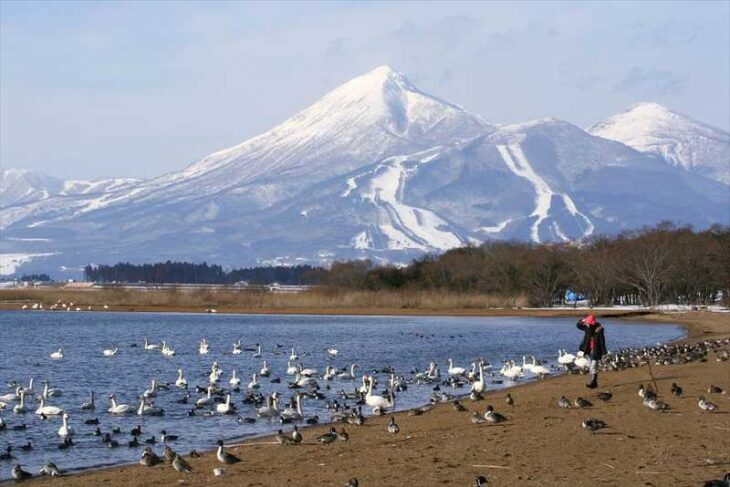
[22,312,730,486]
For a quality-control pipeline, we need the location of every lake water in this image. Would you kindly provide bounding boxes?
[0,311,684,479]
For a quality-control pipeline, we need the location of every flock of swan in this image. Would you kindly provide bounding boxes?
[0,330,584,480]
[2,315,724,483]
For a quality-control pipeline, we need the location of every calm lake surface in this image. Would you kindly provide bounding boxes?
[0,311,684,479]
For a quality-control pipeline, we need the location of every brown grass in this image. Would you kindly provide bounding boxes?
[0,287,530,312]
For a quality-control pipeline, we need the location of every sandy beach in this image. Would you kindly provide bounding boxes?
[15,311,728,486]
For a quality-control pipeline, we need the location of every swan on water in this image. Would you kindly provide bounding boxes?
[175,369,188,388]
[338,364,357,380]
[232,339,242,355]
[286,361,298,376]
[12,390,26,414]
[103,347,118,357]
[58,412,73,437]
[144,338,160,351]
[259,361,271,377]
[216,394,235,415]
[229,370,241,387]
[256,395,279,418]
[280,394,303,421]
[447,359,466,377]
[198,338,210,355]
[365,376,394,414]
[248,374,260,390]
[35,397,63,416]
[50,348,64,360]
[80,391,95,410]
[108,394,132,414]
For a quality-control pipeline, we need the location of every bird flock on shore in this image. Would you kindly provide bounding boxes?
[1,311,728,485]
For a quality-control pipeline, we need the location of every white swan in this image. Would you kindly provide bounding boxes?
[195,387,215,408]
[280,394,303,421]
[216,394,234,414]
[24,378,34,396]
[160,341,176,357]
[327,347,338,358]
[209,363,222,384]
[365,376,394,413]
[229,370,241,387]
[103,347,118,357]
[337,364,357,380]
[447,359,466,376]
[58,412,73,437]
[50,348,64,360]
[80,391,95,410]
[108,394,132,414]
[323,366,336,380]
[232,339,242,355]
[289,348,298,361]
[252,344,262,358]
[12,390,26,414]
[298,364,318,377]
[286,361,298,376]
[175,369,188,388]
[259,361,270,377]
[471,361,486,394]
[0,388,20,403]
[137,396,163,416]
[256,395,279,418]
[248,373,260,390]
[144,338,160,351]
[198,338,210,355]
[530,357,550,377]
[501,361,523,380]
[558,349,575,365]
[574,352,590,370]
[42,382,62,398]
[36,397,63,416]
[521,356,535,374]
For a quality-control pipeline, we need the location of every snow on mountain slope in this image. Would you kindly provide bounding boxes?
[1,70,728,277]
[588,102,730,184]
[0,169,140,208]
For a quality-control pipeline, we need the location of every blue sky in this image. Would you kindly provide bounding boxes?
[1,0,728,179]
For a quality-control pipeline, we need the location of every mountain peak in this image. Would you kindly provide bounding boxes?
[589,103,730,184]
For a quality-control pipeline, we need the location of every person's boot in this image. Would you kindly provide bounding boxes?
[586,374,598,389]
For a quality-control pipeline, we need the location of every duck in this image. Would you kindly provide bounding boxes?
[596,389,613,401]
[58,412,73,437]
[475,475,489,486]
[19,442,32,452]
[216,440,241,464]
[484,405,507,423]
[387,416,400,434]
[671,383,683,396]
[345,478,359,487]
[160,430,178,443]
[108,394,132,414]
[698,395,718,412]
[137,397,164,416]
[216,394,235,415]
[575,397,593,408]
[317,427,338,444]
[0,446,13,460]
[582,418,607,433]
[505,393,514,406]
[471,411,485,424]
[447,358,466,376]
[291,425,302,444]
[11,464,32,481]
[229,370,241,387]
[38,461,63,476]
[643,397,670,411]
[58,437,75,449]
[558,396,573,408]
[143,338,160,351]
[50,348,64,360]
[140,448,162,467]
[275,429,296,445]
[172,454,193,473]
[103,346,118,357]
[175,369,188,388]
[12,389,27,414]
[80,391,96,410]
[35,397,63,416]
[708,384,726,394]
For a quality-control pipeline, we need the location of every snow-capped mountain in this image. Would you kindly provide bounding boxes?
[1,67,728,276]
[588,102,730,185]
[1,169,139,207]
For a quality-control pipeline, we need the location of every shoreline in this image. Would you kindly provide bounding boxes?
[17,311,730,486]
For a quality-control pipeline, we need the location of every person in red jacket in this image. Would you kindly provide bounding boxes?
[576,314,607,389]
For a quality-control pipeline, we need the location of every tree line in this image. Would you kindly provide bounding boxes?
[321,223,729,307]
[83,223,729,307]
[83,262,325,285]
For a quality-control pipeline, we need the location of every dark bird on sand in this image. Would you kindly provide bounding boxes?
[596,389,612,401]
[582,418,608,433]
